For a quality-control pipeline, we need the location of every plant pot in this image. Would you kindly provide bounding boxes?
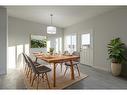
[111,63,121,76]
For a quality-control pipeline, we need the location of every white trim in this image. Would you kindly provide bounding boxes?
[93,65,110,72]
[79,29,94,67]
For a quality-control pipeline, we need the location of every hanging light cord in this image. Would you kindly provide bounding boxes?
[50,14,53,25]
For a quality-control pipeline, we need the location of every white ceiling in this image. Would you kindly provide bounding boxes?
[6,6,118,28]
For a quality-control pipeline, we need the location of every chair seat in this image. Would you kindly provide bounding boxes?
[65,61,79,66]
[36,65,51,74]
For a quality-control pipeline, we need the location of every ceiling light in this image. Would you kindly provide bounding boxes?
[47,14,56,34]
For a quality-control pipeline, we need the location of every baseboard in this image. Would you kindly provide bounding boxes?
[80,63,92,67]
[0,71,7,75]
[92,65,110,72]
[80,63,110,72]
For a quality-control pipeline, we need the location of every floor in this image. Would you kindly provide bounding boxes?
[0,64,127,89]
[67,64,127,89]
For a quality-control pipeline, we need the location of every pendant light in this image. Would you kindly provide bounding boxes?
[47,14,56,34]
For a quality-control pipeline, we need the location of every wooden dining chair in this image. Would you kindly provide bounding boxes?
[25,54,51,89]
[64,51,80,77]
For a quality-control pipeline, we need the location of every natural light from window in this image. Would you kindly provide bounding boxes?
[56,37,62,53]
[82,33,90,45]
[17,45,23,68]
[25,44,29,55]
[47,40,51,52]
[65,35,76,52]
[8,46,16,69]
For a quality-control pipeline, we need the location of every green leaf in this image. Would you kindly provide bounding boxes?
[107,37,126,63]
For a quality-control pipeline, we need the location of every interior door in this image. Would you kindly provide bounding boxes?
[80,32,93,66]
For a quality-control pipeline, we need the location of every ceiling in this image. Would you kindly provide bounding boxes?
[6,6,119,28]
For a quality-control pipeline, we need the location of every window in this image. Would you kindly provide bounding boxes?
[30,35,47,48]
[65,35,76,52]
[82,33,90,45]
[55,37,62,53]
[47,40,51,52]
[71,35,76,51]
[81,33,90,49]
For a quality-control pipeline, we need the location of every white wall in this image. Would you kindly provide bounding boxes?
[0,7,7,75]
[8,16,64,67]
[64,7,127,71]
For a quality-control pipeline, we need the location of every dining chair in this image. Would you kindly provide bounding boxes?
[25,54,51,89]
[22,53,32,78]
[58,51,69,72]
[63,51,69,55]
[64,51,80,77]
[22,53,41,82]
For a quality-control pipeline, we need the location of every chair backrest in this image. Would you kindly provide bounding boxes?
[25,54,38,74]
[72,51,80,62]
[63,51,69,55]
[72,51,80,56]
[22,53,31,67]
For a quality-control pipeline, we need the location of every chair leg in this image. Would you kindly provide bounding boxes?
[45,73,50,89]
[27,68,30,78]
[64,66,68,76]
[76,64,80,77]
[56,64,58,68]
[25,67,29,76]
[29,70,32,82]
[24,65,27,74]
[60,64,62,72]
[37,74,40,89]
[31,73,36,86]
[42,74,45,82]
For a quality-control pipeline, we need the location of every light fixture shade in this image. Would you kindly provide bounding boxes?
[47,26,56,34]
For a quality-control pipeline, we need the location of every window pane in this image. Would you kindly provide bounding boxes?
[67,36,71,45]
[8,46,16,69]
[47,40,50,52]
[72,35,76,45]
[66,36,71,51]
[65,35,76,52]
[56,38,58,53]
[59,37,62,53]
[71,35,76,51]
[82,33,90,45]
[55,37,62,53]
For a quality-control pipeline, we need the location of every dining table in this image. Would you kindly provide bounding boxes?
[33,52,80,87]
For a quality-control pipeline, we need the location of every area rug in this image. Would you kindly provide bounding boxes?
[23,64,88,89]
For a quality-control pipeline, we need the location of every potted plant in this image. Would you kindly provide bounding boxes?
[49,48,54,55]
[108,37,126,76]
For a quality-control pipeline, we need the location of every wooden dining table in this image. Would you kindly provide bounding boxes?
[33,53,80,87]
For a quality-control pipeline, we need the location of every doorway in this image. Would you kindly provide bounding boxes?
[79,30,93,66]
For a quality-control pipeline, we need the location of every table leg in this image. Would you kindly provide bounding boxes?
[53,63,56,87]
[70,60,75,80]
